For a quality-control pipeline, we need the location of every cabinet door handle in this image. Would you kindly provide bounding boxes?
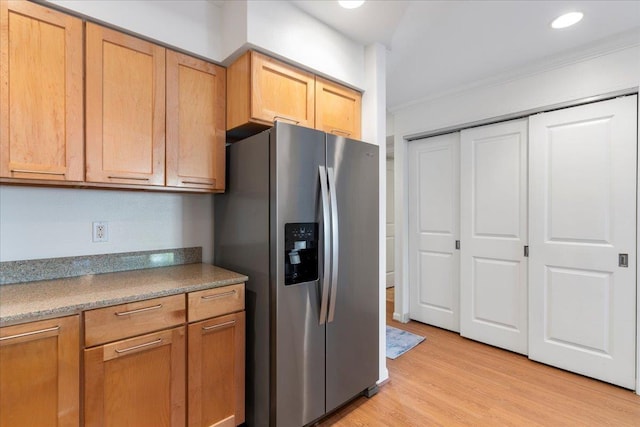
[201,290,236,300]
[107,175,150,181]
[330,128,351,137]
[0,326,60,342]
[273,115,300,125]
[10,169,65,176]
[182,180,216,186]
[114,338,163,354]
[202,320,236,332]
[114,304,162,316]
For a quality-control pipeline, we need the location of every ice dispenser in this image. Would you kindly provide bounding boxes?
[284,223,319,285]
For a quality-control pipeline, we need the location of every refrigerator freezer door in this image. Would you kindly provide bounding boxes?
[272,123,327,427]
[325,135,380,413]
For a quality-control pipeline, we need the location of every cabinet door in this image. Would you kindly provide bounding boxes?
[251,51,315,128]
[166,51,226,191]
[0,315,79,427]
[0,1,83,181]
[188,312,245,427]
[84,327,185,427]
[86,23,165,186]
[315,76,362,140]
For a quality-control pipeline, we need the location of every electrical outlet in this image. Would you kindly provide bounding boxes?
[92,221,108,242]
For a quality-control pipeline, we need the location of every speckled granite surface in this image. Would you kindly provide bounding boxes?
[0,264,248,327]
[0,247,202,285]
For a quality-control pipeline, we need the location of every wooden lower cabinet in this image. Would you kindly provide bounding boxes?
[84,327,186,427]
[0,315,80,427]
[188,311,245,427]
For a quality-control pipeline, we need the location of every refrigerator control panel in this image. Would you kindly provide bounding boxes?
[284,222,318,285]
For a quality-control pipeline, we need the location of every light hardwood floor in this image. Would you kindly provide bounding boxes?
[317,288,640,426]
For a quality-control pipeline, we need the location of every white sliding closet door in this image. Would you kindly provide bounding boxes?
[460,119,528,355]
[529,95,637,389]
[408,133,460,332]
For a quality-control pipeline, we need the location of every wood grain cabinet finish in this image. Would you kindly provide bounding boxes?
[227,50,315,137]
[188,311,245,427]
[84,294,186,347]
[0,315,80,427]
[84,327,186,427]
[166,51,226,191]
[188,283,244,322]
[0,0,83,182]
[315,76,362,140]
[85,22,166,186]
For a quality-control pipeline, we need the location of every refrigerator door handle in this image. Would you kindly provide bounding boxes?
[327,166,339,323]
[318,166,331,325]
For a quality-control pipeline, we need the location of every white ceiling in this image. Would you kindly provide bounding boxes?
[292,0,640,110]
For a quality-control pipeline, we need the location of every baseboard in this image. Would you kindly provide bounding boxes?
[393,312,410,323]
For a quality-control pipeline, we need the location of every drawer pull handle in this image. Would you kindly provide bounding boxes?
[11,169,65,176]
[201,290,236,301]
[115,304,163,316]
[273,115,300,125]
[202,320,236,332]
[107,175,150,181]
[115,338,163,354]
[0,326,60,342]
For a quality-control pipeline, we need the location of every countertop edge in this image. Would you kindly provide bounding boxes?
[0,265,248,328]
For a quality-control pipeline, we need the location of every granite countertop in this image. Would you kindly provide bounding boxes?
[0,264,248,327]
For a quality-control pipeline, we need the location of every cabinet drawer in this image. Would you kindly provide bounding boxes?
[84,294,185,347]
[188,283,244,322]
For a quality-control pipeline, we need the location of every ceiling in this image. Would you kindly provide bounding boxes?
[292,0,640,111]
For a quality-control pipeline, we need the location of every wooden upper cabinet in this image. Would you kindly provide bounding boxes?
[227,50,315,137]
[315,76,362,140]
[85,23,166,186]
[166,51,226,191]
[0,0,83,182]
[0,315,80,427]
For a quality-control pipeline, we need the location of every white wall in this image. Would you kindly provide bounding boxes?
[0,187,214,263]
[392,42,640,326]
[225,0,365,90]
[361,43,388,383]
[48,0,223,61]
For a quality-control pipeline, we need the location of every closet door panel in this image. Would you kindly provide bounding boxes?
[529,95,637,389]
[408,133,460,332]
[460,119,528,354]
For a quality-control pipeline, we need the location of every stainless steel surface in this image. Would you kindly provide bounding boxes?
[319,166,331,325]
[215,130,271,427]
[114,338,162,354]
[327,166,339,323]
[273,123,326,427]
[202,320,236,331]
[215,122,379,427]
[0,325,60,341]
[114,304,162,316]
[325,133,379,414]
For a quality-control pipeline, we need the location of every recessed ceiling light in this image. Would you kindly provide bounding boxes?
[338,0,365,9]
[551,12,584,29]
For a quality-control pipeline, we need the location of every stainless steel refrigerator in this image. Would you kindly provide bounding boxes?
[214,122,379,427]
